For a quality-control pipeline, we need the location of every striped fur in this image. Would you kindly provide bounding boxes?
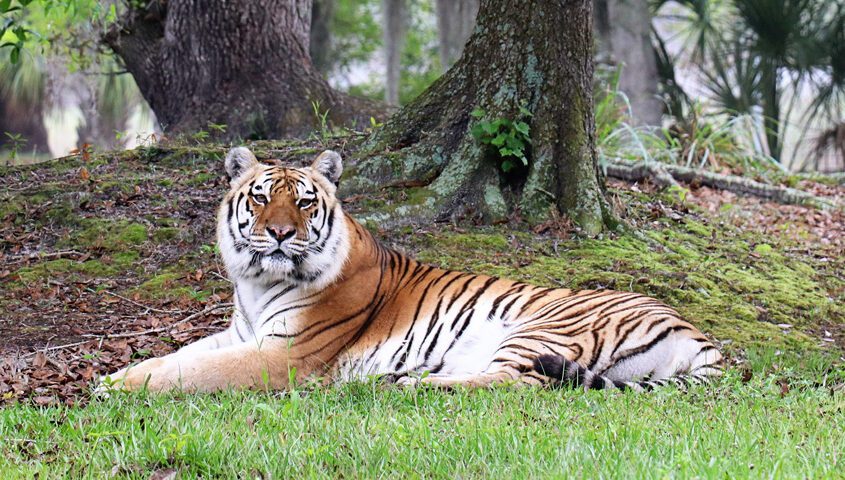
[99,148,723,393]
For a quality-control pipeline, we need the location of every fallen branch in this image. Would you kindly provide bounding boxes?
[22,340,93,358]
[604,159,841,211]
[85,289,183,315]
[604,160,680,189]
[7,250,88,266]
[82,302,233,339]
[23,303,233,358]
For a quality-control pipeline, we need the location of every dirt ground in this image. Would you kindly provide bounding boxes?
[1,144,843,404]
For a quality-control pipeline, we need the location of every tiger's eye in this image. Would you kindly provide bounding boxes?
[297,198,314,209]
[252,194,268,204]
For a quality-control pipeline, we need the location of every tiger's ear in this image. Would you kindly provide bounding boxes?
[311,150,343,185]
[225,147,259,183]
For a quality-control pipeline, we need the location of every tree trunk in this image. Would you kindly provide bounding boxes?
[761,62,782,161]
[435,0,479,71]
[593,0,661,126]
[351,0,610,234]
[310,0,335,75]
[0,98,50,157]
[382,0,408,105]
[103,0,383,140]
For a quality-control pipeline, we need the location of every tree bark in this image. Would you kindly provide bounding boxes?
[0,98,50,156]
[310,0,335,75]
[435,0,479,71]
[103,0,384,139]
[594,0,662,126]
[382,0,408,105]
[350,0,610,234]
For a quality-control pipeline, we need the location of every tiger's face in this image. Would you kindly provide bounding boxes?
[217,147,349,286]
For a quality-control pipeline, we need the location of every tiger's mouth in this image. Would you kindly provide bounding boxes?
[265,248,304,264]
[267,249,290,261]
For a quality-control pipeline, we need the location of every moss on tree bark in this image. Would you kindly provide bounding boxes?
[347,0,611,234]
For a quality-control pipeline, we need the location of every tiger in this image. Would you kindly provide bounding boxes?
[100,147,723,393]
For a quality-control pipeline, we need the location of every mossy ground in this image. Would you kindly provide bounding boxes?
[406,223,840,358]
[0,138,843,398]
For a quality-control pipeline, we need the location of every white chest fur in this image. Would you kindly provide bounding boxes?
[233,279,310,340]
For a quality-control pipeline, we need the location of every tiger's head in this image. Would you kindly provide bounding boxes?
[217,147,350,287]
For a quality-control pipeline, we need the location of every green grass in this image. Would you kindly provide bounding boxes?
[2,364,843,479]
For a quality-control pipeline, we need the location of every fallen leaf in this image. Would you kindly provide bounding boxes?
[149,468,178,480]
[32,352,47,369]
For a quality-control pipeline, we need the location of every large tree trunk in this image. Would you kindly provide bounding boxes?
[103,0,383,139]
[310,0,335,75]
[382,0,408,106]
[594,0,661,126]
[350,0,610,234]
[435,0,479,71]
[0,98,50,157]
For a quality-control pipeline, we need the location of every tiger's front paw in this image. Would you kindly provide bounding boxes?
[96,357,167,394]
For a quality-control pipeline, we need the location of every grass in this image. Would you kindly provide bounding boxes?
[2,362,843,478]
[2,137,843,478]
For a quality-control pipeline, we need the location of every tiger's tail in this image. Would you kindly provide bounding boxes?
[532,355,721,392]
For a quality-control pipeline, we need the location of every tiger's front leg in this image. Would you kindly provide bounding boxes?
[101,338,296,393]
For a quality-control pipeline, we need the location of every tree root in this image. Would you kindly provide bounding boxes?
[604,159,841,211]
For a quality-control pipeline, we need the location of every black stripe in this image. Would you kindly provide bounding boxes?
[612,325,693,365]
[421,324,444,363]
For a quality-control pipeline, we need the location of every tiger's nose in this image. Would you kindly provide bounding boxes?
[267,224,296,242]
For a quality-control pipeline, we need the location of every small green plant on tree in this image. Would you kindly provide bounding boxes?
[470,104,532,173]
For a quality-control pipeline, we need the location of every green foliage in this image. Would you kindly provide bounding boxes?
[1,1,150,151]
[336,0,441,105]
[470,106,532,173]
[397,0,441,104]
[310,99,332,146]
[2,131,26,162]
[654,0,845,164]
[327,0,381,77]
[595,71,779,177]
[594,64,627,142]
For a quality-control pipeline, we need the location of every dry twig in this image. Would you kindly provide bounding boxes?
[23,303,233,358]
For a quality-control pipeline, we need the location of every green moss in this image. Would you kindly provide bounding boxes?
[410,221,842,356]
[448,233,510,251]
[14,259,116,285]
[0,185,86,226]
[112,251,140,268]
[135,273,181,294]
[0,198,24,223]
[43,202,78,226]
[97,180,137,195]
[58,219,148,252]
[153,227,181,242]
[146,217,176,227]
[186,172,217,186]
[130,271,224,303]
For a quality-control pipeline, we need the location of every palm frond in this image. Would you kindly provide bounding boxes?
[0,50,46,109]
[810,120,845,171]
[698,36,762,117]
